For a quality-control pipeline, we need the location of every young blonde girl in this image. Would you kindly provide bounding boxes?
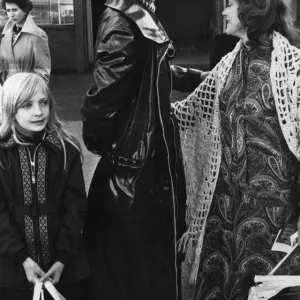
[0,73,89,300]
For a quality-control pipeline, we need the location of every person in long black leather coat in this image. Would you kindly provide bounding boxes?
[81,1,206,299]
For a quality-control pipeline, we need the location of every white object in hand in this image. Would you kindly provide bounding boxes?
[33,278,66,300]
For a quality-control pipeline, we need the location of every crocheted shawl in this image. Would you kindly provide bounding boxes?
[172,31,300,284]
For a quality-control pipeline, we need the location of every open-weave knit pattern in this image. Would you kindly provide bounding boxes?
[172,31,300,284]
[270,33,300,159]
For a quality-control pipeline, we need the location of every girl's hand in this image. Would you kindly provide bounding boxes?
[22,257,45,283]
[41,261,65,285]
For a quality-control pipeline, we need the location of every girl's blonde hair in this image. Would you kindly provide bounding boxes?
[0,73,82,169]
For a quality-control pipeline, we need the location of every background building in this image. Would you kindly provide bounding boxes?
[1,0,87,72]
[0,0,298,72]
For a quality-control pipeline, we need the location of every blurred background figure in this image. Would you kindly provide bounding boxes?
[0,0,51,84]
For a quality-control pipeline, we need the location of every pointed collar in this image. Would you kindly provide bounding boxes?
[44,133,63,152]
[1,132,63,152]
[2,14,42,38]
[105,0,169,44]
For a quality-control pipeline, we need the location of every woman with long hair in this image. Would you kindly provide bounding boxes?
[173,0,300,299]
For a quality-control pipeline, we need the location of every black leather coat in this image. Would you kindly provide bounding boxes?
[81,1,201,299]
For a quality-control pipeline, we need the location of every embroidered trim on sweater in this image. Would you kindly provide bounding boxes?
[18,145,52,267]
[37,146,51,268]
[45,134,63,151]
[19,146,37,260]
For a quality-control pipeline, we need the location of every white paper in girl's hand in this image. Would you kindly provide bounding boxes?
[33,279,66,300]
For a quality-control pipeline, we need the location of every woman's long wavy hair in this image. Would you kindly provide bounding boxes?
[236,0,300,47]
[0,73,82,170]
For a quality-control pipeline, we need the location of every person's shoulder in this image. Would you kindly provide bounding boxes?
[64,138,81,157]
[44,133,78,155]
[35,26,48,40]
[2,19,13,35]
[100,6,140,33]
[273,31,300,59]
[28,26,48,44]
[0,135,15,149]
[21,14,48,40]
[62,140,82,168]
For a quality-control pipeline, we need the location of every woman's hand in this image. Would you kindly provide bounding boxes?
[22,257,45,284]
[41,261,65,285]
[200,71,210,82]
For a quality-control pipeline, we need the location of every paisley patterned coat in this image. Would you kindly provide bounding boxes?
[172,32,300,283]
[194,42,300,300]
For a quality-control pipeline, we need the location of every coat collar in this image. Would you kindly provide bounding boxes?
[105,0,169,44]
[2,14,41,39]
[1,132,63,152]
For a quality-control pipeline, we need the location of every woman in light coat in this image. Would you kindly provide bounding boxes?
[0,0,51,84]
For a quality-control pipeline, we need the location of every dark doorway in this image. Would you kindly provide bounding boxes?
[156,0,213,42]
[91,0,106,45]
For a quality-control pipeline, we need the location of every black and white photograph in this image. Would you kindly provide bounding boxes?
[0,1,300,300]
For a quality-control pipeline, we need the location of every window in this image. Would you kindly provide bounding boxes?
[0,0,74,26]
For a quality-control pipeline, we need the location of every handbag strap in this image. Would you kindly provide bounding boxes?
[33,279,66,300]
[44,280,66,300]
[33,279,44,300]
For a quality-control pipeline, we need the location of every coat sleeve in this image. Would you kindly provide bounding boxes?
[55,149,87,264]
[81,23,146,155]
[171,65,203,93]
[0,182,29,263]
[33,33,51,84]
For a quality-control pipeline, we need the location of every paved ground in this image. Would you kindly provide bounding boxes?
[51,74,191,192]
[50,50,209,190]
[50,49,209,300]
[50,73,98,191]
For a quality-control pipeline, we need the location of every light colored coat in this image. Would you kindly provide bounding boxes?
[0,14,51,83]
